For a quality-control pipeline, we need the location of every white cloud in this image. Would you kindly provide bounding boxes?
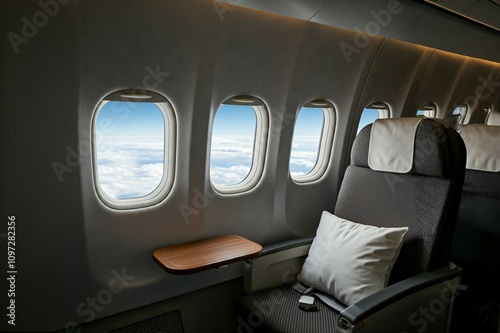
[96,140,164,199]
[210,136,254,186]
[290,136,320,176]
[210,165,251,186]
[96,135,322,196]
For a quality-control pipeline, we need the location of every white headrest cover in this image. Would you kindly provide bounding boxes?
[368,117,423,173]
[460,124,500,173]
[487,111,500,126]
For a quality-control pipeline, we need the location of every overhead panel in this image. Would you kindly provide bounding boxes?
[430,0,479,11]
[310,0,427,39]
[423,0,500,31]
[216,0,500,63]
[484,43,500,61]
[465,0,500,31]
[216,0,329,21]
[393,9,500,61]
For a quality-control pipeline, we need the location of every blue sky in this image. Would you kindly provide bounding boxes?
[95,102,380,199]
[357,108,379,134]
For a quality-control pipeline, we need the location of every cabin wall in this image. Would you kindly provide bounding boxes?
[0,0,86,331]
[1,0,500,332]
[456,60,500,123]
[409,50,472,119]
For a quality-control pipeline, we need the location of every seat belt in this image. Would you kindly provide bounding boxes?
[314,291,347,313]
[289,280,347,313]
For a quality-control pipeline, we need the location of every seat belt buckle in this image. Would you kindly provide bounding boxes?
[299,295,318,311]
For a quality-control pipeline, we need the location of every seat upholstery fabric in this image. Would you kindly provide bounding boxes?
[238,284,337,332]
[336,119,464,283]
[450,124,500,333]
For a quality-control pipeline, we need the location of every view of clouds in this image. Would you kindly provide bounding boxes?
[95,101,166,200]
[210,136,253,186]
[289,107,323,178]
[97,139,164,199]
[289,136,321,177]
[95,103,378,199]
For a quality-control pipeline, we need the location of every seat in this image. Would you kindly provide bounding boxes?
[237,117,466,333]
[450,124,500,333]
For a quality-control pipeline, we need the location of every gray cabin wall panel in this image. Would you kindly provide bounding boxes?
[356,38,434,120]
[453,59,500,123]
[409,50,472,119]
[0,0,85,331]
[281,27,384,241]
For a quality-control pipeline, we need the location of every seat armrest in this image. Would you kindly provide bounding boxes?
[259,237,314,257]
[244,237,313,293]
[339,264,463,329]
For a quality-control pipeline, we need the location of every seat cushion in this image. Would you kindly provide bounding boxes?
[297,211,408,306]
[238,284,338,333]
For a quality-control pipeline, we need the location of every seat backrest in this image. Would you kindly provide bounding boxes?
[335,118,466,283]
[451,124,500,293]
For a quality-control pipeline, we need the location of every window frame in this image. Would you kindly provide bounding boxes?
[356,102,390,134]
[416,103,437,118]
[371,102,391,119]
[209,96,269,195]
[290,100,336,184]
[91,89,176,209]
[450,104,468,128]
[483,105,493,124]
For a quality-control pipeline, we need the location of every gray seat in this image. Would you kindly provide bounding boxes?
[238,118,466,333]
[451,124,500,333]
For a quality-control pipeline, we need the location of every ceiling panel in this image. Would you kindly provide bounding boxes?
[423,0,500,31]
[216,0,328,21]
[310,0,426,39]
[215,0,500,63]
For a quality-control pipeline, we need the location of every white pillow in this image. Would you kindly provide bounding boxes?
[298,211,408,306]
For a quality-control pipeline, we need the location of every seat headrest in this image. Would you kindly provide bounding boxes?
[368,117,423,173]
[487,111,500,126]
[352,118,452,177]
[460,124,500,173]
